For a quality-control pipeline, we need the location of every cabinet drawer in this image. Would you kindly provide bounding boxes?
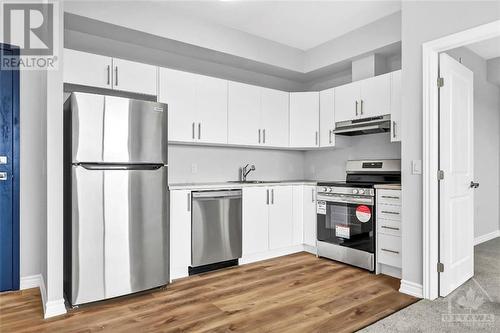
[377,189,401,205]
[377,218,401,237]
[377,233,401,268]
[377,204,401,221]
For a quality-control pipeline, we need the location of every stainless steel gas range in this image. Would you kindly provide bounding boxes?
[316,160,401,272]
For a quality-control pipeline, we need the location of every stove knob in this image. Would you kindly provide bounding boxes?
[359,189,365,195]
[328,187,333,192]
[352,189,359,194]
[323,187,328,192]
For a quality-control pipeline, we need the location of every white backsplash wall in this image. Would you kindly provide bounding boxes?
[304,133,402,180]
[168,145,305,183]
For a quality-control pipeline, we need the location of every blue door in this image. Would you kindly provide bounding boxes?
[0,44,20,292]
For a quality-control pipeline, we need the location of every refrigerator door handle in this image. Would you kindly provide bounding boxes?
[77,163,164,171]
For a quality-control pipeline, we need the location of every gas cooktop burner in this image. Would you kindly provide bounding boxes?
[317,181,376,188]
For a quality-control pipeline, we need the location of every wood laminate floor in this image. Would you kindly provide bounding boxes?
[0,252,418,333]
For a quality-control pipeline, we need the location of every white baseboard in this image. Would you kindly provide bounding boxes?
[399,279,423,298]
[474,230,500,246]
[302,244,317,255]
[20,274,66,319]
[240,244,305,265]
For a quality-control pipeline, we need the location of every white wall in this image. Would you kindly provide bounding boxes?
[168,145,305,183]
[401,1,500,288]
[303,133,401,180]
[19,70,48,283]
[445,47,500,239]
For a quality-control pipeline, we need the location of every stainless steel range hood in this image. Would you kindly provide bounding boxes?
[334,115,391,136]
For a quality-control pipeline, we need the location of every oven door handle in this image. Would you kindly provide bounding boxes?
[317,195,374,205]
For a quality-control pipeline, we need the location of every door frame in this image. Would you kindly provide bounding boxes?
[422,20,500,300]
[0,43,20,290]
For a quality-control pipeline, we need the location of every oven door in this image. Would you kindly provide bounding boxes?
[317,194,375,253]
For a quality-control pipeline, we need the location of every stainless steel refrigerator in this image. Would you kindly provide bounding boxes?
[63,92,169,306]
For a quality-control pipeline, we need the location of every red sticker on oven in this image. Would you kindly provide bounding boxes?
[356,205,371,223]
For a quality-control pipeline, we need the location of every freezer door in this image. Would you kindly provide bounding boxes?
[69,165,169,305]
[70,92,167,164]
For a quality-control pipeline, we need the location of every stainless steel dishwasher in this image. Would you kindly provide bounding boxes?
[190,190,242,274]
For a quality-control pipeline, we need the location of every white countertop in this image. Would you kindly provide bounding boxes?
[374,184,401,190]
[169,180,318,191]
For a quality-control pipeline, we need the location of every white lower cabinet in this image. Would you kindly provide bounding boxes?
[268,186,294,250]
[376,189,402,278]
[242,187,270,255]
[170,190,192,280]
[302,185,317,248]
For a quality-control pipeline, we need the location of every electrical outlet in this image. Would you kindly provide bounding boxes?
[191,163,198,174]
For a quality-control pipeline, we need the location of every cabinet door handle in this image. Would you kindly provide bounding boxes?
[114,66,118,86]
[360,99,364,115]
[198,123,201,140]
[381,226,400,231]
[271,189,274,205]
[381,248,399,255]
[258,129,261,144]
[393,121,397,138]
[355,101,358,116]
[192,122,195,139]
[187,193,191,212]
[266,189,269,205]
[329,130,332,144]
[312,188,315,202]
[107,65,110,85]
[381,210,400,215]
[315,131,318,146]
[263,129,266,144]
[382,195,400,200]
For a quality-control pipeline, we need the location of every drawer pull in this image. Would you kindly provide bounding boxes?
[381,196,400,199]
[381,211,400,215]
[381,248,399,255]
[381,226,400,231]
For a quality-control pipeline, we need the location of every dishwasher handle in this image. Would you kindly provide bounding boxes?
[192,190,242,199]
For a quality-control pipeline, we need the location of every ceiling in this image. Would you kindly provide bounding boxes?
[157,1,402,50]
[466,36,500,60]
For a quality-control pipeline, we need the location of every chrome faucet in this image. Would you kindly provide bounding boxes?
[241,164,256,181]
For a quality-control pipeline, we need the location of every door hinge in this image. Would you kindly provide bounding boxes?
[437,77,444,88]
[438,170,444,180]
[437,262,444,273]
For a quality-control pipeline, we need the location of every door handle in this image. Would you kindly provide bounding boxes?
[0,172,7,181]
[381,248,399,255]
[114,66,118,86]
[263,129,266,144]
[360,100,364,115]
[470,181,480,189]
[312,188,315,202]
[198,123,201,140]
[187,192,191,212]
[381,226,400,231]
[192,122,195,139]
[271,189,274,205]
[393,121,397,138]
[315,131,318,146]
[258,129,261,144]
[266,189,269,205]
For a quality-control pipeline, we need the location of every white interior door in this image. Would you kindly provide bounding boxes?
[439,53,474,297]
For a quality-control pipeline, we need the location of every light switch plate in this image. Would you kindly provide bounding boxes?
[412,160,422,175]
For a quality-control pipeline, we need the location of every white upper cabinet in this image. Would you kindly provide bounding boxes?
[261,88,290,147]
[159,68,228,144]
[268,186,293,250]
[289,92,320,148]
[193,75,228,144]
[228,83,289,147]
[63,49,157,95]
[334,72,391,122]
[228,82,262,146]
[359,72,391,118]
[64,49,113,89]
[112,58,157,96]
[319,88,335,147]
[334,81,361,122]
[390,70,402,142]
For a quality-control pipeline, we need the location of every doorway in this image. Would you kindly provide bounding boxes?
[0,43,20,292]
[422,20,500,300]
